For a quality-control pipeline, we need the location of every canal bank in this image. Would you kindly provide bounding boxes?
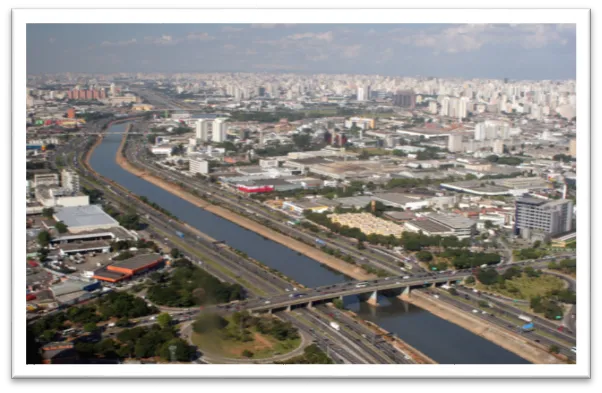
[87,121,530,364]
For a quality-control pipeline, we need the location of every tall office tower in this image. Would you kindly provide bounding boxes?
[212,118,227,143]
[440,96,450,116]
[357,86,366,101]
[569,138,577,157]
[458,97,469,120]
[448,97,460,118]
[493,139,505,155]
[428,101,438,114]
[195,119,210,142]
[109,83,116,97]
[61,169,80,193]
[447,134,463,153]
[392,90,416,108]
[514,198,573,239]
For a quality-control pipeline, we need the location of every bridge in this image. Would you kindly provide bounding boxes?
[241,271,471,313]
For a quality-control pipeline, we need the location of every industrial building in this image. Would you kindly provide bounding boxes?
[514,197,573,240]
[329,212,405,237]
[93,253,164,283]
[53,205,120,233]
[404,213,476,239]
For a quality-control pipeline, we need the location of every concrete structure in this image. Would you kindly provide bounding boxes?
[474,120,510,141]
[372,193,430,211]
[393,90,416,108]
[93,253,164,283]
[34,173,59,188]
[514,197,573,239]
[282,200,330,215]
[448,134,463,153]
[328,212,405,237]
[404,213,475,239]
[569,138,577,158]
[212,118,227,143]
[54,205,120,233]
[344,117,375,130]
[61,169,80,193]
[195,119,211,142]
[189,155,209,175]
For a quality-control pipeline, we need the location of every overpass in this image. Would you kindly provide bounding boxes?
[243,271,471,313]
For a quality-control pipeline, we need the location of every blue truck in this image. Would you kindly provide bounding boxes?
[315,238,326,246]
[521,322,535,332]
[175,231,185,238]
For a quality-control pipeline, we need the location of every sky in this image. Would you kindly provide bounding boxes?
[27,23,576,80]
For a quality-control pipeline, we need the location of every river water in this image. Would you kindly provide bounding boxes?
[89,122,529,364]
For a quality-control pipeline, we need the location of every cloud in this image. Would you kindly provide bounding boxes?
[186,32,215,41]
[100,38,137,47]
[393,24,574,54]
[341,44,362,58]
[221,26,244,32]
[287,31,334,42]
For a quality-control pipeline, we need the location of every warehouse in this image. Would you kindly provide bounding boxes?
[54,205,120,233]
[404,213,476,239]
[93,253,164,283]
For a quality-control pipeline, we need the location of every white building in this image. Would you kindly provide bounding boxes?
[448,134,463,153]
[61,169,80,193]
[189,155,209,175]
[428,101,438,114]
[195,119,211,142]
[212,118,227,143]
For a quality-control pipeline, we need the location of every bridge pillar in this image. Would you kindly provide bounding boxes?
[286,305,292,312]
[366,290,379,307]
[267,308,273,315]
[307,301,313,309]
[398,286,411,301]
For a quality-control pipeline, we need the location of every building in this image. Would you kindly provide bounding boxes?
[66,108,76,119]
[344,117,375,130]
[93,253,164,283]
[282,200,330,215]
[550,232,576,248]
[189,154,209,175]
[428,101,438,114]
[329,212,405,237]
[212,118,227,143]
[404,213,476,239]
[357,85,370,101]
[448,134,463,152]
[569,138,577,157]
[54,205,120,233]
[474,120,510,141]
[393,90,416,108]
[514,197,573,239]
[61,169,80,193]
[34,173,59,188]
[132,104,154,111]
[195,119,211,142]
[493,139,505,155]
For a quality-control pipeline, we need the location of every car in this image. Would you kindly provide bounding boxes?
[402,276,410,279]
[472,309,479,314]
[571,347,577,353]
[285,288,290,292]
[433,295,439,299]
[395,281,401,285]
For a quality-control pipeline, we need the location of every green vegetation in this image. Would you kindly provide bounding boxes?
[277,344,333,364]
[138,195,177,219]
[486,155,524,166]
[146,258,244,307]
[548,258,576,275]
[416,251,433,262]
[438,248,501,269]
[113,324,195,361]
[55,221,68,234]
[42,207,55,219]
[192,312,301,359]
[82,187,103,204]
[514,247,548,260]
[531,296,565,320]
[332,298,345,310]
[37,231,51,248]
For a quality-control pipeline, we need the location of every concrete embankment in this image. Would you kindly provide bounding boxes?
[405,291,565,364]
[114,131,375,282]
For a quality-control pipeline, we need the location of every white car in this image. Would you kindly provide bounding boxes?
[264,300,271,304]
[472,309,479,314]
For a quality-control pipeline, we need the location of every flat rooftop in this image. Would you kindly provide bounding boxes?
[427,213,476,229]
[54,205,119,229]
[58,240,111,252]
[112,253,162,271]
[408,219,450,233]
[373,192,420,206]
[93,267,129,280]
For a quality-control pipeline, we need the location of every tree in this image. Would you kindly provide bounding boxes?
[170,248,182,259]
[477,268,499,285]
[159,338,194,362]
[83,322,99,333]
[332,298,344,310]
[533,240,542,249]
[37,231,51,248]
[484,220,494,229]
[292,133,312,150]
[42,207,55,219]
[465,276,476,285]
[193,313,227,334]
[157,313,173,329]
[116,317,130,328]
[41,329,56,342]
[549,345,560,354]
[241,349,254,358]
[416,251,434,263]
[55,221,68,234]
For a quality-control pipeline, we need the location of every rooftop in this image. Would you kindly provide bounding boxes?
[54,205,119,229]
[426,213,476,229]
[112,253,163,271]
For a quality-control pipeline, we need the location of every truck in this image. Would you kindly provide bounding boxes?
[330,321,340,331]
[175,231,185,238]
[315,238,326,246]
[521,322,535,332]
[518,314,533,323]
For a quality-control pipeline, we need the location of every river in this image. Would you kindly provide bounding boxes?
[89,122,529,364]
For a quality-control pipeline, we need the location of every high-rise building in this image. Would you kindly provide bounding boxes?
[493,139,505,155]
[428,101,438,114]
[474,120,510,141]
[514,197,573,239]
[448,134,463,153]
[440,96,450,116]
[61,169,80,193]
[189,154,209,175]
[195,119,210,142]
[392,90,416,108]
[357,85,371,102]
[569,138,577,157]
[212,118,227,143]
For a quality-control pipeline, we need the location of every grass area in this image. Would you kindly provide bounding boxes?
[151,226,269,297]
[191,320,301,360]
[473,273,565,301]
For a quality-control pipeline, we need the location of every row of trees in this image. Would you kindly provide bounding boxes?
[146,258,245,307]
[548,259,576,275]
[278,344,333,364]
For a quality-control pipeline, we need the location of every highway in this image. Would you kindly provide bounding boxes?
[424,288,576,361]
[52,127,409,364]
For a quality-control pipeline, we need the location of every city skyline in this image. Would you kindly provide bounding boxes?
[27,23,576,79]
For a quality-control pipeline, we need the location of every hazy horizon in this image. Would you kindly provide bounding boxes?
[27,23,576,80]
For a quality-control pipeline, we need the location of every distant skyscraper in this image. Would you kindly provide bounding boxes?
[212,118,227,143]
[195,119,210,142]
[448,134,463,153]
[357,85,370,101]
[569,138,577,157]
[493,139,505,155]
[392,90,416,108]
[428,101,438,114]
[440,97,450,116]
